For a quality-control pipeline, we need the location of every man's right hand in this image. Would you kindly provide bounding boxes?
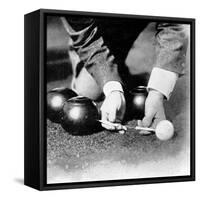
[138,89,166,134]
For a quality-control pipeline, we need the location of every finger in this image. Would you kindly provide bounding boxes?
[101,120,115,130]
[151,114,166,129]
[156,108,166,121]
[101,109,109,121]
[150,118,160,130]
[137,120,142,126]
[137,120,151,134]
[108,109,117,123]
[101,123,115,130]
[117,96,126,121]
[139,130,152,135]
[119,129,125,135]
[101,111,115,130]
[142,113,155,128]
[108,55,115,63]
[150,107,166,129]
[114,123,127,131]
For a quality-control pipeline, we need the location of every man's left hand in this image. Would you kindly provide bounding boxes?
[100,91,126,134]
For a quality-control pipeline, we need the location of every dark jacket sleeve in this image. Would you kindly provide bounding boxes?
[63,17,122,90]
[154,23,188,75]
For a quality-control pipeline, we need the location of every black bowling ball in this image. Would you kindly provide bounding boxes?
[131,86,148,119]
[47,87,77,123]
[61,96,100,135]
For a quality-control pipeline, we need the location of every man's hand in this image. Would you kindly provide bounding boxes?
[138,89,166,134]
[100,91,126,133]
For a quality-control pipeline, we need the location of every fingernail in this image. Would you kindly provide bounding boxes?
[139,130,151,135]
[119,130,125,135]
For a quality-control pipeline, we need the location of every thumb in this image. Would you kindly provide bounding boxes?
[142,112,154,127]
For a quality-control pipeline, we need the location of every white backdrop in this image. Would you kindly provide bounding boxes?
[0,0,199,199]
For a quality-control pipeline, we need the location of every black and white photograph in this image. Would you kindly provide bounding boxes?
[1,0,200,197]
[45,11,193,185]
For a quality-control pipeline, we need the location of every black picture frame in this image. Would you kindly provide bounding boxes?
[24,9,195,191]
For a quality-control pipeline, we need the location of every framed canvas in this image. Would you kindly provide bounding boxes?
[24,9,195,190]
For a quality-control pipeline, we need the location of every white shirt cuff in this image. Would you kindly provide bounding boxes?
[147,68,178,100]
[103,81,123,97]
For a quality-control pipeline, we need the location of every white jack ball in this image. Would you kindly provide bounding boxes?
[155,120,174,141]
